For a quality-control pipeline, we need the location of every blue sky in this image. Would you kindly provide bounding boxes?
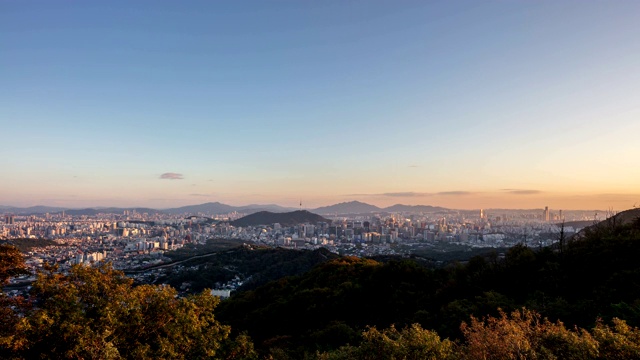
[2,1,639,209]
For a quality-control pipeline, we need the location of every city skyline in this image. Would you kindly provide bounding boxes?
[2,1,639,210]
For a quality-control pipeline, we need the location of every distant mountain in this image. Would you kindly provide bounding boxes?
[162,202,297,215]
[313,201,447,215]
[1,201,448,217]
[163,202,238,215]
[230,210,330,227]
[236,204,298,213]
[0,206,163,216]
[0,206,67,214]
[382,204,448,213]
[64,208,163,216]
[313,201,381,215]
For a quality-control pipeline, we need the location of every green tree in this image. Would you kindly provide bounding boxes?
[0,244,30,285]
[0,245,32,358]
[318,323,456,360]
[2,263,254,360]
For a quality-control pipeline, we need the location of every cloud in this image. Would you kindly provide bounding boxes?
[408,165,419,168]
[345,192,430,197]
[437,191,475,196]
[382,192,430,197]
[189,193,212,197]
[347,191,476,198]
[501,189,542,195]
[159,173,184,180]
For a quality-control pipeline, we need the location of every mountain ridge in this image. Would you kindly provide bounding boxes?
[7,201,598,216]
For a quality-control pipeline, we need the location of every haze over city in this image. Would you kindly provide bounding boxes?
[2,1,639,210]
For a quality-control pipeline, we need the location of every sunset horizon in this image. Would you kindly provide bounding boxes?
[3,1,639,212]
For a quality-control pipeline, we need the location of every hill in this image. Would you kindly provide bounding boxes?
[158,245,340,293]
[63,207,163,216]
[236,204,298,213]
[0,202,299,217]
[163,202,298,215]
[0,206,67,215]
[0,238,60,252]
[573,208,640,239]
[230,210,329,227]
[382,204,448,213]
[313,201,381,214]
[163,202,237,215]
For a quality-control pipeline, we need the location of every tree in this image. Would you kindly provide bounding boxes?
[460,308,598,360]
[0,244,32,359]
[0,244,30,286]
[318,324,456,360]
[1,263,254,359]
[592,317,640,360]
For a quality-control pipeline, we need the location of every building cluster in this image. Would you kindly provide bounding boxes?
[0,206,597,273]
[221,207,582,256]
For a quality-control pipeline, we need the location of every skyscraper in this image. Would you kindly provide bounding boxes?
[544,206,550,222]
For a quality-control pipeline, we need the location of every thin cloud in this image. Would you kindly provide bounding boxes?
[189,193,211,197]
[408,165,419,168]
[346,191,476,197]
[159,172,184,180]
[382,192,431,197]
[437,191,475,196]
[501,189,542,195]
[346,192,432,198]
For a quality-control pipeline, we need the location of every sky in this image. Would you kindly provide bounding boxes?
[2,1,639,210]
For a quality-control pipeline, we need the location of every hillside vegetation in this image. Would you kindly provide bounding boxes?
[217,211,640,356]
[158,246,340,293]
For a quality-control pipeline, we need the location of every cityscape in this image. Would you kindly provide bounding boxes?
[2,1,640,358]
[2,202,602,286]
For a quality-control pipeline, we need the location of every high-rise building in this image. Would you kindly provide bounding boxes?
[544,206,550,222]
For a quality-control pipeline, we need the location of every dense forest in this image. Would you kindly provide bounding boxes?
[217,212,640,357]
[1,211,640,359]
[0,238,60,253]
[158,246,340,293]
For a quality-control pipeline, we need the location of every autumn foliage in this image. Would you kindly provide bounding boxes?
[316,309,640,360]
[0,262,256,360]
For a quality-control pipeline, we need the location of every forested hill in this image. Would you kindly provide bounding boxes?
[573,207,640,239]
[230,210,329,227]
[217,213,640,356]
[157,246,340,293]
[0,238,60,252]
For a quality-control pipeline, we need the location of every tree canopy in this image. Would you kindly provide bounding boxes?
[1,262,256,360]
[0,244,30,285]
